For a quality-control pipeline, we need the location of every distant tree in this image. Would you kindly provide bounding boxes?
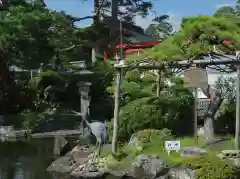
[215,76,236,104]
[214,76,236,134]
[214,6,236,17]
[145,15,173,39]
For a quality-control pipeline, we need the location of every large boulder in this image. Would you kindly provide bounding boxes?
[127,154,169,179]
[168,166,195,179]
[47,145,91,174]
[218,150,240,167]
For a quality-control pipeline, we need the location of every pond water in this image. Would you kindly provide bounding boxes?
[0,138,60,179]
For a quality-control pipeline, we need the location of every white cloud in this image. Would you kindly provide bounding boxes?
[135,12,155,29]
[167,11,182,31]
[135,11,182,31]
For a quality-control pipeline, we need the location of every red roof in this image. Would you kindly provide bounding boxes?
[116,41,161,49]
[124,49,143,54]
[223,40,232,45]
[104,41,161,60]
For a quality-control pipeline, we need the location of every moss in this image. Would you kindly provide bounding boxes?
[182,156,239,179]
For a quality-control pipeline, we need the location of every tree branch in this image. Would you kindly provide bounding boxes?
[59,45,80,52]
[71,16,94,22]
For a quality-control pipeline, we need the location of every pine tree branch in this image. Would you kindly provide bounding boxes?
[71,16,94,22]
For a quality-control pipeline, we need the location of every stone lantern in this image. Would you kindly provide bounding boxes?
[78,81,92,137]
[78,81,92,117]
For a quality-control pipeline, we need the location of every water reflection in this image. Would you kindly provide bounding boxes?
[0,139,56,179]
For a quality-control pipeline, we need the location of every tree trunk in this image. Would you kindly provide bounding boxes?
[204,117,214,141]
[200,85,223,142]
[110,0,119,48]
[0,55,27,114]
[0,115,4,125]
[111,0,118,22]
[91,0,102,65]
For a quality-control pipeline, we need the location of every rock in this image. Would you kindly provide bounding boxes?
[181,147,207,157]
[47,155,78,174]
[108,169,129,178]
[0,126,16,142]
[168,166,195,179]
[70,168,106,178]
[127,154,169,179]
[70,156,107,178]
[156,175,169,179]
[218,150,240,159]
[202,138,231,149]
[0,126,14,134]
[155,175,169,179]
[47,146,92,174]
[218,150,240,167]
[53,135,68,156]
[68,144,90,155]
[128,128,172,148]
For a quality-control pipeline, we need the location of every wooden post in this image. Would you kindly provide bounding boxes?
[112,20,124,154]
[194,87,198,145]
[156,70,160,97]
[112,68,121,154]
[235,66,240,150]
[156,70,164,97]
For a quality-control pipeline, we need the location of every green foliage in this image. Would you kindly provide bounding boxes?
[0,4,55,69]
[108,69,194,142]
[28,70,66,110]
[182,156,240,179]
[16,109,46,131]
[29,71,65,90]
[101,129,174,170]
[127,15,240,63]
[0,0,157,128]
[130,129,173,149]
[90,61,114,118]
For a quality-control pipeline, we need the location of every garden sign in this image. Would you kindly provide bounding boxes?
[165,141,181,155]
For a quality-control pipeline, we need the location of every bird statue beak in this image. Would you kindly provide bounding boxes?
[71,110,81,115]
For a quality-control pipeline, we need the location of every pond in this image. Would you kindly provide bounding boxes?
[0,138,61,179]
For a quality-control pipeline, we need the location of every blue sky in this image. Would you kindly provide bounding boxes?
[45,0,236,29]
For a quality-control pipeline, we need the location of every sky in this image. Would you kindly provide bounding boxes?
[44,0,237,29]
[44,0,238,97]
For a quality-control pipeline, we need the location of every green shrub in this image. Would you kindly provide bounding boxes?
[131,129,173,147]
[182,156,239,179]
[19,110,46,131]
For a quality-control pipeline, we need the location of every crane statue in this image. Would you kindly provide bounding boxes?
[71,110,108,171]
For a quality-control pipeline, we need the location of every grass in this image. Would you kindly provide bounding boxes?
[99,135,235,170]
